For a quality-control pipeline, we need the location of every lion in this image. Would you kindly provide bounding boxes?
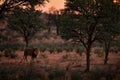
[23,48,39,62]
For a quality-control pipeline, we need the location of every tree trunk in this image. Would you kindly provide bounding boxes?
[104,49,109,64]
[85,47,91,72]
[56,26,59,35]
[30,3,35,10]
[104,41,110,64]
[0,10,3,18]
[24,36,29,47]
[0,4,5,19]
[48,26,51,34]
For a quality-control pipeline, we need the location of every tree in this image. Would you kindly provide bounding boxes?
[23,0,49,10]
[52,10,61,35]
[99,25,120,64]
[46,7,56,34]
[8,8,44,47]
[97,0,120,64]
[47,7,61,35]
[60,0,120,71]
[60,0,101,71]
[0,0,48,19]
[99,19,120,65]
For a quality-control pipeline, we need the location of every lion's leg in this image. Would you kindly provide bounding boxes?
[20,57,23,63]
[31,57,35,63]
[24,56,28,62]
[19,56,27,63]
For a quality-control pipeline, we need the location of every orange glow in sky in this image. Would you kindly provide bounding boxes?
[40,0,65,12]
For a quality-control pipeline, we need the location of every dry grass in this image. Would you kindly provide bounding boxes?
[0,50,120,80]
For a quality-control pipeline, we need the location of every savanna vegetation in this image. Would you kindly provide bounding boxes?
[0,0,120,80]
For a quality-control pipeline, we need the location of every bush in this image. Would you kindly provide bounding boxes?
[0,64,44,80]
[0,52,3,57]
[62,54,69,60]
[90,68,105,80]
[63,43,74,52]
[75,47,84,56]
[30,42,84,54]
[48,69,65,80]
[71,71,82,80]
[47,48,55,54]
[0,42,24,51]
[90,67,117,80]
[40,47,46,52]
[110,46,119,53]
[94,47,104,57]
[4,49,17,58]
[55,47,62,53]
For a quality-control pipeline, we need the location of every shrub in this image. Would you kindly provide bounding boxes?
[94,48,104,57]
[63,43,74,52]
[55,47,62,53]
[90,67,117,80]
[47,48,55,54]
[30,42,85,54]
[110,46,119,53]
[20,65,44,80]
[40,47,46,52]
[4,49,17,58]
[48,69,65,80]
[0,52,3,57]
[62,54,69,60]
[0,42,24,51]
[90,69,105,80]
[75,47,84,56]
[71,71,82,80]
[0,64,44,80]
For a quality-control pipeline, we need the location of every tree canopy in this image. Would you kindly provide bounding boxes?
[0,0,48,19]
[8,8,44,47]
[59,0,120,71]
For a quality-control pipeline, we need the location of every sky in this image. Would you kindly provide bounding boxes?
[38,0,65,12]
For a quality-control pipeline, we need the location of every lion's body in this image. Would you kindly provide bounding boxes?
[24,48,39,62]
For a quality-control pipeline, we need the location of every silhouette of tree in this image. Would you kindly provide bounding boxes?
[8,8,44,47]
[0,0,48,19]
[98,1,120,64]
[60,0,120,71]
[47,6,61,35]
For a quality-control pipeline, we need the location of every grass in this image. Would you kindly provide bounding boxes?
[0,52,3,57]
[94,47,104,57]
[4,49,17,58]
[71,70,83,80]
[48,69,65,80]
[70,67,119,80]
[41,53,48,58]
[75,47,84,56]
[0,42,24,51]
[30,42,83,54]
[62,54,69,60]
[0,64,44,80]
[90,67,117,80]
[0,64,118,80]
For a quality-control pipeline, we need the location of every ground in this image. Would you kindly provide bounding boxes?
[0,50,120,80]
[0,32,120,80]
